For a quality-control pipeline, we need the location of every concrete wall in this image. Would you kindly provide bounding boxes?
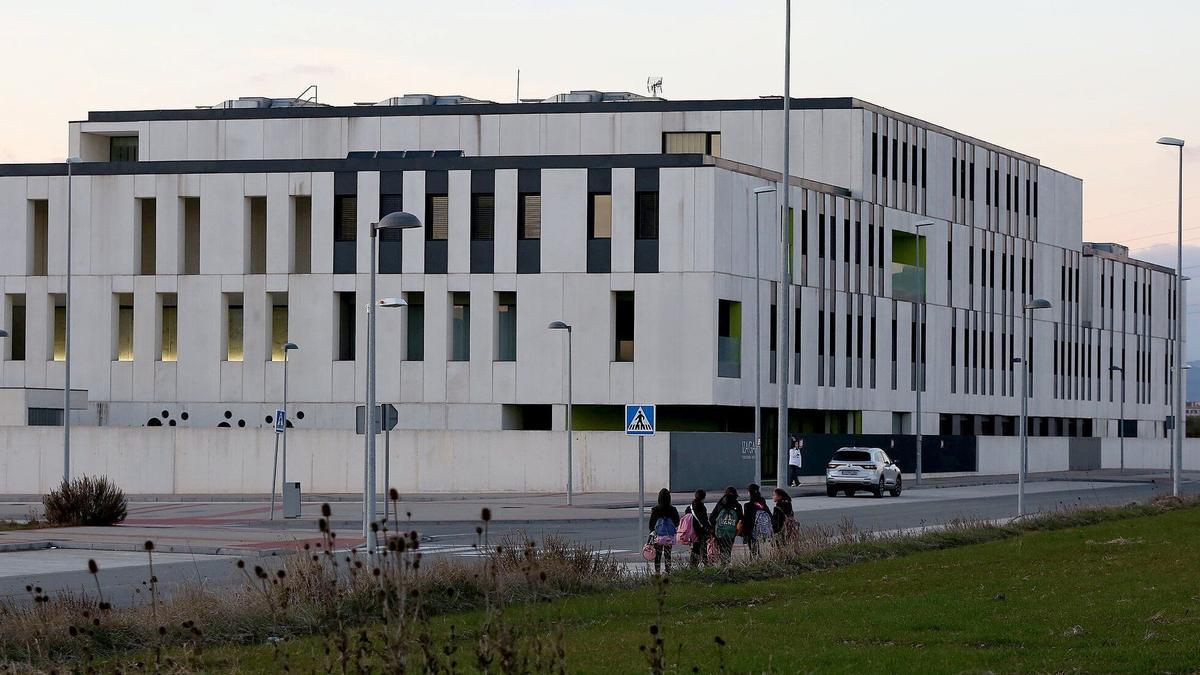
[977,436,1200,474]
[0,426,669,495]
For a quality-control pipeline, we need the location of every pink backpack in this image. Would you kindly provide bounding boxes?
[677,512,697,545]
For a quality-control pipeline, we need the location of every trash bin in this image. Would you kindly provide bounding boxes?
[283,481,301,519]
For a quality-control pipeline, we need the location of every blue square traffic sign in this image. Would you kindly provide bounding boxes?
[624,404,656,436]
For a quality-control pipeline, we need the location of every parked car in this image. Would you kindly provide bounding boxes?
[825,447,902,498]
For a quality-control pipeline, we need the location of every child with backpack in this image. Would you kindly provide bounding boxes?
[679,489,711,568]
[771,487,798,545]
[648,488,680,574]
[742,483,771,559]
[708,487,743,565]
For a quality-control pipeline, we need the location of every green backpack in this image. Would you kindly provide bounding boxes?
[714,507,738,540]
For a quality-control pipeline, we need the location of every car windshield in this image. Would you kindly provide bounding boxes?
[832,450,872,462]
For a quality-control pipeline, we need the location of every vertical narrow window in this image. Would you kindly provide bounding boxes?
[29,200,49,276]
[921,148,927,189]
[336,292,356,361]
[270,293,288,361]
[947,241,953,281]
[470,173,496,274]
[450,292,471,361]
[969,161,975,201]
[5,295,26,361]
[333,195,357,274]
[426,194,449,240]
[159,294,177,362]
[871,131,878,175]
[470,192,495,241]
[224,294,244,362]
[717,299,742,378]
[901,141,909,183]
[292,196,312,274]
[892,138,898,181]
[138,198,156,275]
[52,295,66,362]
[843,217,851,263]
[378,192,404,274]
[114,294,134,362]
[635,192,659,240]
[248,196,267,274]
[182,197,200,275]
[890,313,898,390]
[868,223,875,268]
[588,193,612,238]
[405,292,425,361]
[519,194,541,239]
[495,292,517,362]
[614,291,635,362]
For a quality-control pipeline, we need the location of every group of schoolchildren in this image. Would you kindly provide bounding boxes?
[645,484,796,574]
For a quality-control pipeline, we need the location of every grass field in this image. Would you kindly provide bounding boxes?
[149,505,1200,673]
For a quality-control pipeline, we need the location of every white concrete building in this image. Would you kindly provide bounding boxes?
[0,91,1180,485]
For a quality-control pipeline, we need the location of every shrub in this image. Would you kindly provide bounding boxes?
[42,475,128,526]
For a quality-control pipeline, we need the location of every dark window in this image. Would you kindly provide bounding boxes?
[405,292,424,361]
[614,291,635,362]
[495,292,516,362]
[892,138,898,181]
[334,195,357,274]
[635,192,659,239]
[952,156,957,197]
[450,292,471,361]
[336,292,356,361]
[969,162,975,201]
[911,144,918,185]
[901,142,908,183]
[378,193,403,273]
[986,167,992,205]
[109,136,138,162]
[801,210,808,256]
[855,220,862,265]
[868,224,875,268]
[843,218,851,263]
[872,132,878,175]
[882,136,889,179]
[7,297,25,361]
[947,241,953,281]
[471,193,495,241]
[818,214,826,258]
[921,148,927,189]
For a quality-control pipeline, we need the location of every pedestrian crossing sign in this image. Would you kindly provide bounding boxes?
[625,404,656,436]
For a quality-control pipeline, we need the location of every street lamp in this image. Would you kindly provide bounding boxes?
[365,211,421,550]
[378,297,408,524]
[1157,136,1184,497]
[776,0,794,490]
[270,341,300,520]
[913,220,934,486]
[1018,297,1052,517]
[63,155,81,486]
[752,185,776,485]
[1110,365,1124,473]
[548,320,574,505]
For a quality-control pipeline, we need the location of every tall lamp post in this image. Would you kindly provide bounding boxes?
[776,0,793,489]
[752,186,776,485]
[378,296,408,524]
[63,156,81,485]
[913,221,934,485]
[1017,298,1052,517]
[1157,136,1185,497]
[365,211,422,551]
[1109,365,1125,473]
[548,321,574,505]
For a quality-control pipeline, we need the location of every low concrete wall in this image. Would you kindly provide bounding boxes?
[0,427,670,495]
[977,436,1200,474]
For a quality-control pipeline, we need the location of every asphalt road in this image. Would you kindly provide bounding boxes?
[1,479,1191,607]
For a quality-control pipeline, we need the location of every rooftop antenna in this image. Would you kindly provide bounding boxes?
[646,76,663,98]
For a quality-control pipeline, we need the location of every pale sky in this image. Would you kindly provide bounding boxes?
[1,1,1196,250]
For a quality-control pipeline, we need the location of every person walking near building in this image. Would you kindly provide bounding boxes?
[709,487,742,565]
[771,487,797,545]
[648,488,680,575]
[742,483,772,559]
[683,489,711,568]
[788,437,804,487]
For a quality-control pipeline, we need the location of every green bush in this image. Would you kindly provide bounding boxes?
[42,475,128,526]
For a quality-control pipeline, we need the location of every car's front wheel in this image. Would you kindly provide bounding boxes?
[889,475,903,497]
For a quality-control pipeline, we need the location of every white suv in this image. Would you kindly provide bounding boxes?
[825,447,902,498]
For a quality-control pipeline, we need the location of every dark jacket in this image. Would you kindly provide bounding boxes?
[742,497,770,540]
[648,505,680,534]
[685,501,711,538]
[708,498,743,540]
[771,499,794,533]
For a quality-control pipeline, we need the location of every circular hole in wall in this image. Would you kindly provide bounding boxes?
[180,412,189,421]
[224,410,233,420]
[168,419,177,427]
[296,411,305,420]
[286,420,294,428]
[161,410,169,419]
[147,418,162,427]
[264,415,273,424]
[218,422,230,428]
[237,419,246,428]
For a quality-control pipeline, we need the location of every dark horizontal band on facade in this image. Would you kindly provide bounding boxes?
[0,153,853,197]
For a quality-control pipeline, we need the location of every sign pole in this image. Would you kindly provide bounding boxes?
[384,427,390,524]
[638,436,645,537]
[269,433,279,521]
